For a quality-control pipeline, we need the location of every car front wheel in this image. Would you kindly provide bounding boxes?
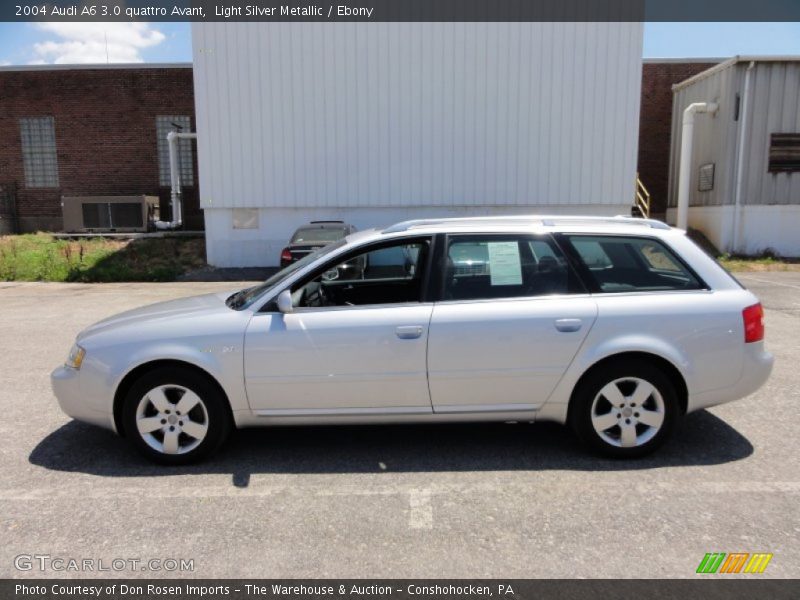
[569,360,678,458]
[122,367,231,465]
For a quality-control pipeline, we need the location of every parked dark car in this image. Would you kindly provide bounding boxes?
[280,221,357,268]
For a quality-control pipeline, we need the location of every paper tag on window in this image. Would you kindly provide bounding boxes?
[488,242,522,286]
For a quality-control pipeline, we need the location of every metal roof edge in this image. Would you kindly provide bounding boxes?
[643,57,725,64]
[0,62,192,72]
[672,55,800,93]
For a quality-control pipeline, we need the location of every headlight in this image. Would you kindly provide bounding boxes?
[65,344,86,370]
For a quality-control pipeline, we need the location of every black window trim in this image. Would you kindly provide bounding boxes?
[260,235,436,312]
[556,232,710,294]
[432,232,588,303]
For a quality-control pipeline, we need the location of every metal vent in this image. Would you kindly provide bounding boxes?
[769,133,800,173]
[81,203,144,229]
[63,196,159,233]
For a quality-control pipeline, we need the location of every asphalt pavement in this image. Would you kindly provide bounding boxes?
[0,274,798,578]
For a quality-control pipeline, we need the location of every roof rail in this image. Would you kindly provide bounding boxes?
[382,215,671,234]
[382,215,533,233]
[542,215,671,230]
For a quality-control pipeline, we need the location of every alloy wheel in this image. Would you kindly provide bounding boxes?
[590,377,665,448]
[135,384,209,455]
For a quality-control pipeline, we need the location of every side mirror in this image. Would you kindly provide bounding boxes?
[276,289,294,314]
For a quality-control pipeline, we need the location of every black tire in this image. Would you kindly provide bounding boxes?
[569,359,679,458]
[122,366,232,465]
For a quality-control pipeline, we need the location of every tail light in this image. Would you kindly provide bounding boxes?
[280,248,292,263]
[742,303,764,343]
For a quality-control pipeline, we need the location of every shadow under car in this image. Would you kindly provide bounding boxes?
[29,410,753,485]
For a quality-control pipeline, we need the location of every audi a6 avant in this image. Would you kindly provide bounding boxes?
[52,216,773,464]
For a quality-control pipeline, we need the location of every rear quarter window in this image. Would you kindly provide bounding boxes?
[566,235,705,293]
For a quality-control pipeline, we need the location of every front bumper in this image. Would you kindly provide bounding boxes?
[51,366,116,431]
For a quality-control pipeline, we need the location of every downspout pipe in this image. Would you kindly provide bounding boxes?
[155,131,197,230]
[676,102,719,231]
[731,61,755,254]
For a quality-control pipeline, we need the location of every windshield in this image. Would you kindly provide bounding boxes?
[226,239,347,310]
[291,227,347,244]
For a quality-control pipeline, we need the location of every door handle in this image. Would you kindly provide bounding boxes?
[554,318,583,332]
[395,325,424,339]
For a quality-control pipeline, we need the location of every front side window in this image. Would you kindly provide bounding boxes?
[443,235,575,301]
[566,235,703,293]
[292,239,430,308]
[228,239,347,310]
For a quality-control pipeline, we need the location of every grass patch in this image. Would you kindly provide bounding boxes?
[0,233,207,282]
[687,228,800,272]
[717,253,800,272]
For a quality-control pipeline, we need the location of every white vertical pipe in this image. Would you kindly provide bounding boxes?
[676,102,718,231]
[156,131,197,230]
[168,131,183,225]
[731,61,755,254]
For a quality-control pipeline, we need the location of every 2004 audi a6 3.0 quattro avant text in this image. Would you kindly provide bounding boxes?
[52,216,773,464]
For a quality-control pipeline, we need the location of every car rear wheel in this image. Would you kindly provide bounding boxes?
[122,367,231,465]
[569,360,678,458]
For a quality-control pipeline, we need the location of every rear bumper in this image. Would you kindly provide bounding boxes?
[51,366,116,431]
[687,344,774,412]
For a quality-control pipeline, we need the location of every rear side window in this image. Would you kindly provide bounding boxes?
[443,235,579,301]
[566,235,704,293]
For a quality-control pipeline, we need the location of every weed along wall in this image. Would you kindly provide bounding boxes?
[0,234,205,282]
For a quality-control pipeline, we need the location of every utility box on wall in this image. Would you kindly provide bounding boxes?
[61,196,160,233]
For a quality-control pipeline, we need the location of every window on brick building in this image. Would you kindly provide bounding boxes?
[19,117,59,188]
[157,116,194,187]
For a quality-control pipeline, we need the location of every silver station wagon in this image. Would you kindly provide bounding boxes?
[52,216,773,464]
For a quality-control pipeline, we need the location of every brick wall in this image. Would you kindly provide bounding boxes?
[638,61,719,216]
[1,61,721,231]
[0,66,202,232]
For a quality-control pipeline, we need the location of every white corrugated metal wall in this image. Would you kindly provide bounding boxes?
[192,22,644,266]
[667,62,740,209]
[742,62,800,207]
[667,59,800,255]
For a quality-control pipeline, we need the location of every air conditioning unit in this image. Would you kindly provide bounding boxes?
[61,196,160,233]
